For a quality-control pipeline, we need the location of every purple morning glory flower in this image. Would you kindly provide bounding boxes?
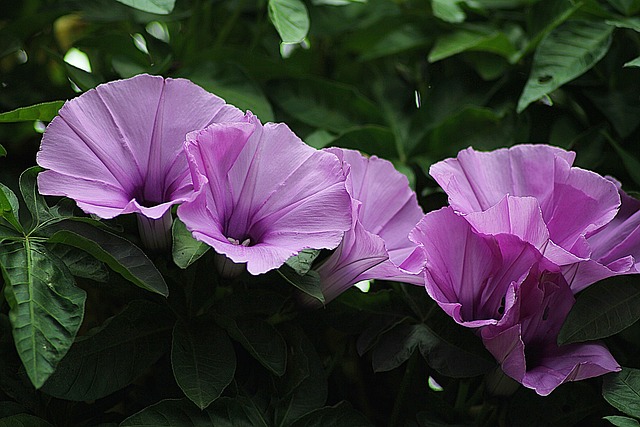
[409,204,544,328]
[36,74,243,250]
[410,203,620,395]
[176,113,352,276]
[312,148,425,304]
[481,271,620,396]
[430,144,624,291]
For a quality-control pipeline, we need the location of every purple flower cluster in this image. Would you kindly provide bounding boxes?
[37,75,640,396]
[409,144,640,395]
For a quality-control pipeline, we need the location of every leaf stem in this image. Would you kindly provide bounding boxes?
[389,350,419,427]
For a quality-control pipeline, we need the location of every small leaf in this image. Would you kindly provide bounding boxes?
[603,368,640,419]
[428,26,517,63]
[48,220,168,296]
[0,183,23,233]
[172,218,209,269]
[0,414,53,427]
[0,241,86,388]
[115,0,176,14]
[517,20,613,112]
[216,315,287,377]
[559,276,640,345]
[604,416,640,427]
[120,397,269,426]
[285,249,320,276]
[268,0,310,44]
[171,319,236,409]
[624,55,640,68]
[19,167,71,232]
[0,101,65,123]
[41,300,173,401]
[431,0,466,23]
[289,402,372,427]
[0,145,6,157]
[278,265,324,303]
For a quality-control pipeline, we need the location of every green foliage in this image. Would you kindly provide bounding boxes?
[2,0,640,425]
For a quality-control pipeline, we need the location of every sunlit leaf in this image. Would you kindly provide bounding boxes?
[268,0,310,44]
[624,56,640,68]
[517,20,613,112]
[285,249,320,276]
[41,300,173,400]
[0,241,86,388]
[115,0,176,14]
[604,416,640,427]
[603,368,640,419]
[431,0,466,23]
[559,276,640,345]
[172,218,209,269]
[0,101,64,123]
[171,319,236,409]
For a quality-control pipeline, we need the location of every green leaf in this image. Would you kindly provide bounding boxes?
[428,26,517,63]
[41,300,173,401]
[172,218,209,269]
[624,56,640,68]
[0,414,53,427]
[47,220,168,296]
[0,183,23,233]
[271,78,383,133]
[49,244,109,282]
[328,126,399,159]
[606,0,640,15]
[607,136,640,188]
[0,241,86,388]
[0,101,64,123]
[268,0,310,44]
[289,402,372,427]
[0,145,5,157]
[372,323,434,372]
[18,167,72,233]
[114,0,175,14]
[603,368,640,419]
[558,276,640,345]
[431,0,466,23]
[285,249,320,276]
[120,397,269,427]
[274,325,327,426]
[171,319,236,409]
[64,62,102,92]
[604,416,640,427]
[216,315,287,377]
[517,20,614,112]
[278,265,324,304]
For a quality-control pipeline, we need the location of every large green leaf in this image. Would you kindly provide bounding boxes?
[115,0,175,14]
[172,218,209,269]
[47,220,168,296]
[120,397,269,426]
[289,402,372,427]
[558,276,640,345]
[0,414,53,427]
[171,319,236,409]
[517,20,614,112]
[603,368,640,419]
[268,0,310,44]
[41,300,173,400]
[49,244,109,283]
[428,26,517,63]
[216,314,287,377]
[0,241,86,388]
[0,101,64,123]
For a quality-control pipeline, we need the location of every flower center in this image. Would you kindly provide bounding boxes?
[227,236,251,246]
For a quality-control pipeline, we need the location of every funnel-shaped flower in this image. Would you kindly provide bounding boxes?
[410,203,620,395]
[481,271,620,396]
[177,113,352,276]
[410,204,544,328]
[36,74,243,249]
[430,145,623,291]
[313,148,425,304]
